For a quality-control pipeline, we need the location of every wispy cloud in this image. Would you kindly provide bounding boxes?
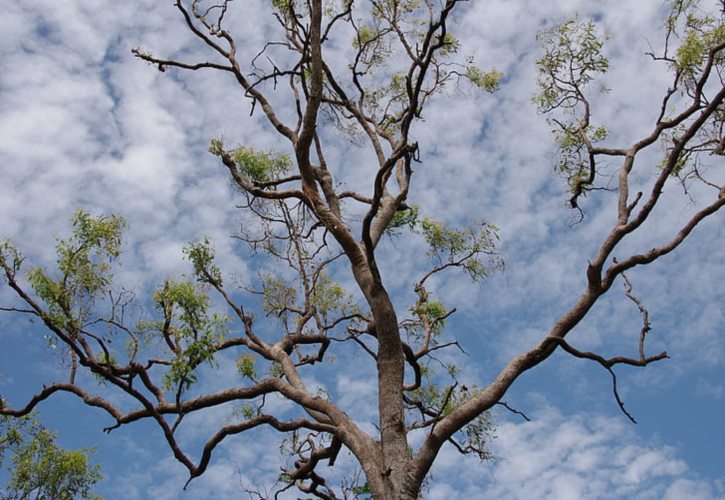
[1,0,723,497]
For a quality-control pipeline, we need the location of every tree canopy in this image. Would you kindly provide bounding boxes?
[0,0,723,498]
[0,415,102,500]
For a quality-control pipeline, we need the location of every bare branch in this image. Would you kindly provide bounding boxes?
[496,401,531,422]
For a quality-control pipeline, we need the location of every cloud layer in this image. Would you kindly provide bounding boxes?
[1,0,723,498]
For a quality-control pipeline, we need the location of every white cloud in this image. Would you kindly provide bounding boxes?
[425,404,724,500]
[1,0,724,498]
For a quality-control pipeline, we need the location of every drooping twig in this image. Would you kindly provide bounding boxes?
[496,401,531,422]
[620,269,652,361]
[549,337,668,423]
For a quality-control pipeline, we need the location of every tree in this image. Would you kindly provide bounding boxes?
[0,415,102,500]
[0,0,723,498]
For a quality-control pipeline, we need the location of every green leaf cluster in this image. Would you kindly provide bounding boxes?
[261,270,357,328]
[465,66,503,92]
[337,0,503,144]
[209,139,291,184]
[384,206,499,280]
[27,210,125,328]
[419,218,499,281]
[91,353,117,386]
[438,32,461,56]
[183,237,222,285]
[0,416,102,499]
[271,0,294,10]
[236,354,257,380]
[411,299,447,334]
[208,138,224,156]
[153,280,227,390]
[310,273,357,321]
[262,276,297,317]
[237,404,256,420]
[386,205,420,236]
[533,18,609,112]
[673,10,725,77]
[233,146,291,183]
[553,123,608,193]
[371,0,421,20]
[352,23,391,68]
[0,240,24,278]
[353,26,380,50]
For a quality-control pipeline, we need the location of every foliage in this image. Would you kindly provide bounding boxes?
[236,354,257,381]
[673,8,725,78]
[209,140,291,184]
[418,218,500,281]
[0,416,102,500]
[271,0,294,12]
[533,18,609,113]
[464,66,503,92]
[553,122,608,194]
[658,1,725,177]
[411,300,447,333]
[309,273,357,321]
[231,147,291,184]
[1,1,724,499]
[152,279,228,391]
[385,205,420,236]
[26,211,125,329]
[184,238,222,285]
[261,275,297,317]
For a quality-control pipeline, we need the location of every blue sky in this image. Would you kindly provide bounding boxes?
[1,0,724,498]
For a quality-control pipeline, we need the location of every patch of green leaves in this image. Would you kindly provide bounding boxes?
[271,0,294,10]
[164,330,220,391]
[438,32,461,56]
[412,300,447,334]
[0,415,102,499]
[386,204,420,236]
[674,13,724,77]
[533,18,609,113]
[262,276,297,317]
[153,279,228,391]
[553,123,608,194]
[311,273,357,321]
[236,354,257,380]
[27,210,125,328]
[0,240,24,278]
[371,0,420,20]
[209,139,291,184]
[92,353,117,386]
[232,147,291,183]
[353,26,380,50]
[465,66,503,92]
[419,218,499,281]
[183,237,222,285]
[238,404,256,420]
[208,138,225,156]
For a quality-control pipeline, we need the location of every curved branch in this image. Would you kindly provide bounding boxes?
[0,383,123,420]
[188,416,336,486]
[548,337,668,423]
[603,192,725,289]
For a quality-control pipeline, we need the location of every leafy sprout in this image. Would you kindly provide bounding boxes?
[26,210,125,329]
[533,18,609,113]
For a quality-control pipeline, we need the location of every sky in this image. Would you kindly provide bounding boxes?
[0,0,724,498]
